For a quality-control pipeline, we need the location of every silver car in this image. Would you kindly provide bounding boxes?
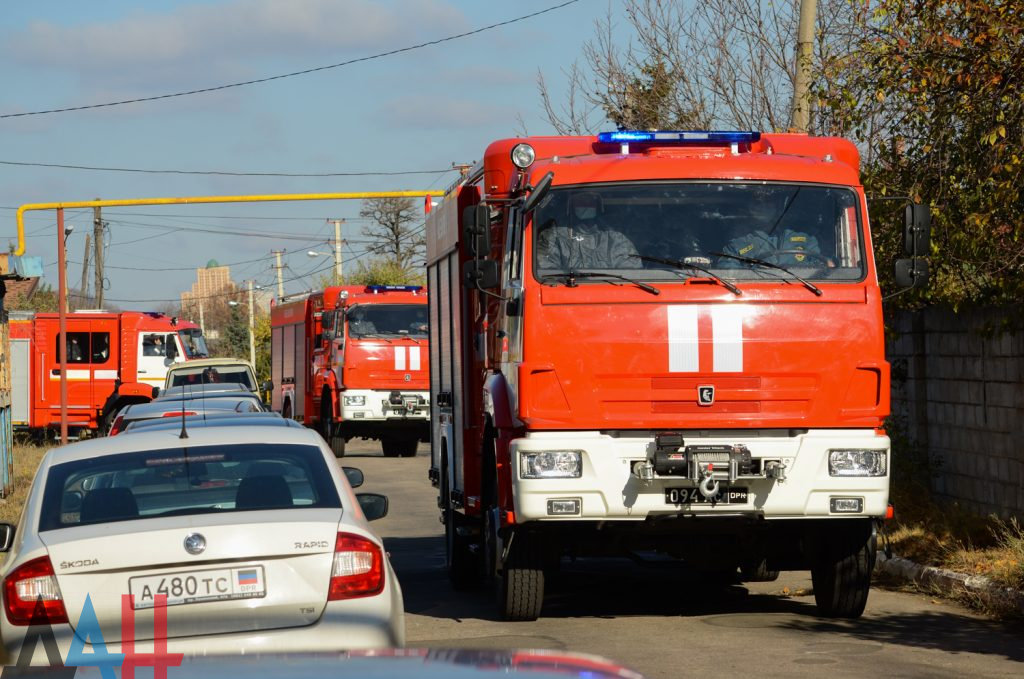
[110,392,265,435]
[0,426,403,664]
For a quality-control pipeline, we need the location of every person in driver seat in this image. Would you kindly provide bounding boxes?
[536,192,639,270]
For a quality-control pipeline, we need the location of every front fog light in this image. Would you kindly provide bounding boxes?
[344,395,366,406]
[520,451,582,479]
[829,449,887,477]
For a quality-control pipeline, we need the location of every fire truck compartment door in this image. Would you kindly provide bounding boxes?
[11,338,30,424]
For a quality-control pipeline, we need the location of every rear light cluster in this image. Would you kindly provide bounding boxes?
[161,411,197,418]
[108,415,125,436]
[4,556,68,626]
[328,532,384,600]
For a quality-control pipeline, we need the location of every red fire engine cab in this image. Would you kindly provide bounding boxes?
[10,310,206,435]
[427,130,930,620]
[270,285,430,457]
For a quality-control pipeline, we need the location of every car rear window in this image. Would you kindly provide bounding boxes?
[39,444,341,531]
[170,366,256,390]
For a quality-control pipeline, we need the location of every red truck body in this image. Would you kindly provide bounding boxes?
[426,130,910,620]
[270,285,429,457]
[9,310,206,433]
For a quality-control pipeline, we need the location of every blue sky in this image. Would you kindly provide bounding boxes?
[1,0,615,306]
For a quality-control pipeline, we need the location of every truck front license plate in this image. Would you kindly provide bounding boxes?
[665,487,748,505]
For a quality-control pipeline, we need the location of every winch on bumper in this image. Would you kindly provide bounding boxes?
[340,389,429,421]
[509,429,890,522]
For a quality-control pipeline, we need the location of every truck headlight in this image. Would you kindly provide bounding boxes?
[520,451,582,479]
[344,395,366,406]
[828,449,887,477]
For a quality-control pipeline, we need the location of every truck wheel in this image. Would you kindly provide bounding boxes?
[498,532,545,621]
[740,558,780,582]
[396,438,418,458]
[811,523,876,618]
[441,462,479,589]
[381,438,400,457]
[331,435,346,458]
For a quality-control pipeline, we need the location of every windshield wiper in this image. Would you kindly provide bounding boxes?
[540,270,660,295]
[632,254,741,296]
[710,252,822,296]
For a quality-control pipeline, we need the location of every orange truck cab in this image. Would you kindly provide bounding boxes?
[9,310,206,435]
[427,130,929,621]
[270,285,429,458]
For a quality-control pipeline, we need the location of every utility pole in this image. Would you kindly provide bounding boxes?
[330,219,344,285]
[93,201,105,308]
[78,233,92,310]
[198,301,206,333]
[272,250,285,299]
[790,0,818,132]
[247,280,256,366]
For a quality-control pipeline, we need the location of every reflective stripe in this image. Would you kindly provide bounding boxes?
[409,346,421,371]
[711,306,745,373]
[667,306,699,373]
[394,347,406,371]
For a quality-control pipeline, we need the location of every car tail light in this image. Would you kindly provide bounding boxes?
[161,411,197,418]
[108,414,125,436]
[328,532,384,600]
[4,556,68,626]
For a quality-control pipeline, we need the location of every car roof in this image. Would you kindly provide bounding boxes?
[167,357,255,370]
[47,424,328,465]
[124,412,292,433]
[157,383,252,399]
[123,395,259,418]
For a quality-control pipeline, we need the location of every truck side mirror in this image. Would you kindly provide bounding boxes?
[463,260,499,289]
[462,205,491,257]
[894,258,929,289]
[523,171,554,213]
[903,203,931,256]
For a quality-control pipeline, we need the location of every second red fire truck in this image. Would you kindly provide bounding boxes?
[270,285,430,457]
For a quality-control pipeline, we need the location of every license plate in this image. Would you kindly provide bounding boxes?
[128,565,266,609]
[665,487,748,505]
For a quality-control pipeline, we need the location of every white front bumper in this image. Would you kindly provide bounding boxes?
[510,429,890,521]
[340,389,429,422]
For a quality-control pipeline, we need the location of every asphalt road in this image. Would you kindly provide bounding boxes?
[343,440,1024,679]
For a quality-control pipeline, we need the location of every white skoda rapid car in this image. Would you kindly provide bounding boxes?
[0,426,403,665]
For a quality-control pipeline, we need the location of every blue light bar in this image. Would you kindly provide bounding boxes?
[597,130,761,144]
[364,285,423,293]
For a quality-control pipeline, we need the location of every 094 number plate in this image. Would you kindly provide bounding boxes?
[665,487,748,505]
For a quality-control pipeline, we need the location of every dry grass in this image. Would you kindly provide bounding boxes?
[0,443,50,526]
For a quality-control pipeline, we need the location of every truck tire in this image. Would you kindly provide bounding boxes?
[740,558,780,582]
[498,532,545,621]
[441,458,479,590]
[811,523,876,618]
[331,435,346,458]
[397,438,418,458]
[381,438,400,457]
[320,397,344,457]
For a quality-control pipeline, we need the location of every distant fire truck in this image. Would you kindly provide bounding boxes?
[426,130,929,620]
[10,310,207,434]
[270,285,430,457]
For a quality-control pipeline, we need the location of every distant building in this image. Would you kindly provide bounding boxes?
[180,259,235,322]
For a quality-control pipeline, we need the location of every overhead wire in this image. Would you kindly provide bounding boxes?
[0,159,454,178]
[0,1,580,119]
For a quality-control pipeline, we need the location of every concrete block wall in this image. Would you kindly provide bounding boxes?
[888,307,1024,519]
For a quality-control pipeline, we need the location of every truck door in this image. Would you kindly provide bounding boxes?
[137,332,177,388]
[44,322,114,424]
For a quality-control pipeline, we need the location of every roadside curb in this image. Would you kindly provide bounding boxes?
[875,552,1024,615]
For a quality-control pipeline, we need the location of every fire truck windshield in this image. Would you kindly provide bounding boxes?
[532,182,865,283]
[346,304,428,340]
[178,328,209,357]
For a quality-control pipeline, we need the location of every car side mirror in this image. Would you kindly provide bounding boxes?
[356,493,389,521]
[894,258,929,289]
[903,203,931,256]
[151,387,160,398]
[0,523,15,552]
[343,466,364,489]
[463,259,499,290]
[262,380,273,392]
[462,204,491,257]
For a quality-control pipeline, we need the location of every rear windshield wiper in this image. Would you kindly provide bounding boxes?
[710,252,822,296]
[540,270,660,296]
[633,254,741,296]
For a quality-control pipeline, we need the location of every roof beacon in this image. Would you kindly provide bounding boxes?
[598,130,761,155]
[365,285,423,294]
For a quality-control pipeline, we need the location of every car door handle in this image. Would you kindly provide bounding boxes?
[137,370,148,374]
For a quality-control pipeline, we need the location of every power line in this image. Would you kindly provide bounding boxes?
[0,1,580,119]
[0,159,454,178]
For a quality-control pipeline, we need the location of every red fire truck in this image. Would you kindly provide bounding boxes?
[9,310,207,435]
[270,285,430,457]
[426,130,930,620]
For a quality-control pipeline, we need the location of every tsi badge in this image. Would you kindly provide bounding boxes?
[697,385,715,406]
[184,533,206,555]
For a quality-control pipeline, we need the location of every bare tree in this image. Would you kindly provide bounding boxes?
[358,197,425,272]
[537,0,859,134]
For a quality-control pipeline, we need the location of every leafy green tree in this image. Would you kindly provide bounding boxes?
[346,258,425,287]
[220,304,250,359]
[816,0,1024,308]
